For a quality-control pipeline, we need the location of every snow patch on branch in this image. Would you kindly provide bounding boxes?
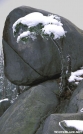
[17,31,36,43]
[12,12,66,43]
[68,68,83,84]
[42,24,65,39]
[0,98,9,103]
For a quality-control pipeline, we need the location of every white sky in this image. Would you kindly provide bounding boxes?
[0,0,83,52]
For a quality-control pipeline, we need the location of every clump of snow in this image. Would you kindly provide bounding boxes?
[12,12,66,43]
[59,120,83,131]
[0,98,9,103]
[68,68,83,84]
[80,108,83,112]
[17,31,36,43]
[13,12,62,32]
[42,24,65,39]
[48,14,61,21]
[11,95,18,104]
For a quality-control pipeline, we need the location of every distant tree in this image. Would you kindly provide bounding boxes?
[0,49,18,102]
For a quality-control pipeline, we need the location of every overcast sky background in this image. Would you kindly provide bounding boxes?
[0,0,83,52]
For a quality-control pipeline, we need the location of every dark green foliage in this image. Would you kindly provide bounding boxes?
[21,37,28,42]
[14,23,23,35]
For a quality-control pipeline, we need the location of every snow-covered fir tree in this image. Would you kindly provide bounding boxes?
[12,12,69,94]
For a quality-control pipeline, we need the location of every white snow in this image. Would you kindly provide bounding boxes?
[80,108,83,112]
[0,98,9,103]
[48,14,61,21]
[17,31,36,43]
[13,12,66,42]
[59,120,83,131]
[68,68,83,83]
[42,24,66,39]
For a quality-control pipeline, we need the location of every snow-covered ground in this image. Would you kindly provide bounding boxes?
[68,67,83,85]
[13,12,66,43]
